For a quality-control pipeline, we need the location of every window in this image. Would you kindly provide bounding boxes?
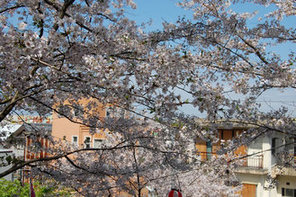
[285,137,294,155]
[206,141,212,160]
[272,138,278,155]
[106,109,111,117]
[294,138,296,156]
[72,136,78,146]
[221,130,233,140]
[282,188,296,197]
[73,104,83,117]
[146,186,157,197]
[93,139,103,148]
[105,107,111,118]
[84,137,91,148]
[288,137,296,156]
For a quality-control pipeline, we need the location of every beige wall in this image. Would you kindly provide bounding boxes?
[277,175,296,197]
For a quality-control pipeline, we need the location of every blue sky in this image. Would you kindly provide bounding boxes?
[129,1,294,59]
[128,0,192,30]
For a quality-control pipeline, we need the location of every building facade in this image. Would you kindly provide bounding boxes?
[196,127,296,197]
[51,101,108,148]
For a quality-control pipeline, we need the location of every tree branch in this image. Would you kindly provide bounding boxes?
[0,4,24,14]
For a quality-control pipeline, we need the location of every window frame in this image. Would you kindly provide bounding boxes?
[281,187,296,197]
[72,135,78,146]
[206,141,212,160]
[93,138,103,148]
[84,136,91,148]
[105,107,111,118]
[272,138,278,155]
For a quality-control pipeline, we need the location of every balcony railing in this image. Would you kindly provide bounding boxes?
[197,152,263,168]
[240,155,263,168]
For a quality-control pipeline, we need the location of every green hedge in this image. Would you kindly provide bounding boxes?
[0,179,72,197]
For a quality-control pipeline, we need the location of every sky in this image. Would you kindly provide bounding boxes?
[128,0,296,116]
[6,0,296,117]
[128,0,191,30]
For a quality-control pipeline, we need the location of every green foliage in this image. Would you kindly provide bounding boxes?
[33,181,72,197]
[0,179,72,197]
[0,179,29,197]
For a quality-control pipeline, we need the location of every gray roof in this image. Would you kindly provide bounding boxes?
[23,123,52,133]
[10,123,52,138]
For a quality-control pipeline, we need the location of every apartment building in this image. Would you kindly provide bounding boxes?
[0,149,14,181]
[3,108,295,197]
[237,130,296,197]
[196,126,296,197]
[0,121,52,183]
[51,101,108,148]
[51,102,153,197]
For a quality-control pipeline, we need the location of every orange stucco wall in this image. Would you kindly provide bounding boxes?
[52,99,108,148]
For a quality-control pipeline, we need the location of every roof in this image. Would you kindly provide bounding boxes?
[0,124,22,140]
[194,118,258,129]
[0,149,13,154]
[2,123,52,148]
[12,123,52,137]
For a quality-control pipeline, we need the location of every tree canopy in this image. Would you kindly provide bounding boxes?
[0,0,295,196]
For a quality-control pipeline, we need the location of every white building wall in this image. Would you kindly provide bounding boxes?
[237,172,282,197]
[277,176,296,197]
[0,150,13,181]
[248,137,264,168]
[236,132,296,197]
[262,135,272,170]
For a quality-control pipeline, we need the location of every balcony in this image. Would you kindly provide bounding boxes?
[235,154,268,175]
[240,155,263,169]
[198,152,264,169]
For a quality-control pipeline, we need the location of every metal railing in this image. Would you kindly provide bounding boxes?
[197,152,264,168]
[240,155,263,168]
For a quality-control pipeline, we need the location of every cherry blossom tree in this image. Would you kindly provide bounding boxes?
[0,0,295,196]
